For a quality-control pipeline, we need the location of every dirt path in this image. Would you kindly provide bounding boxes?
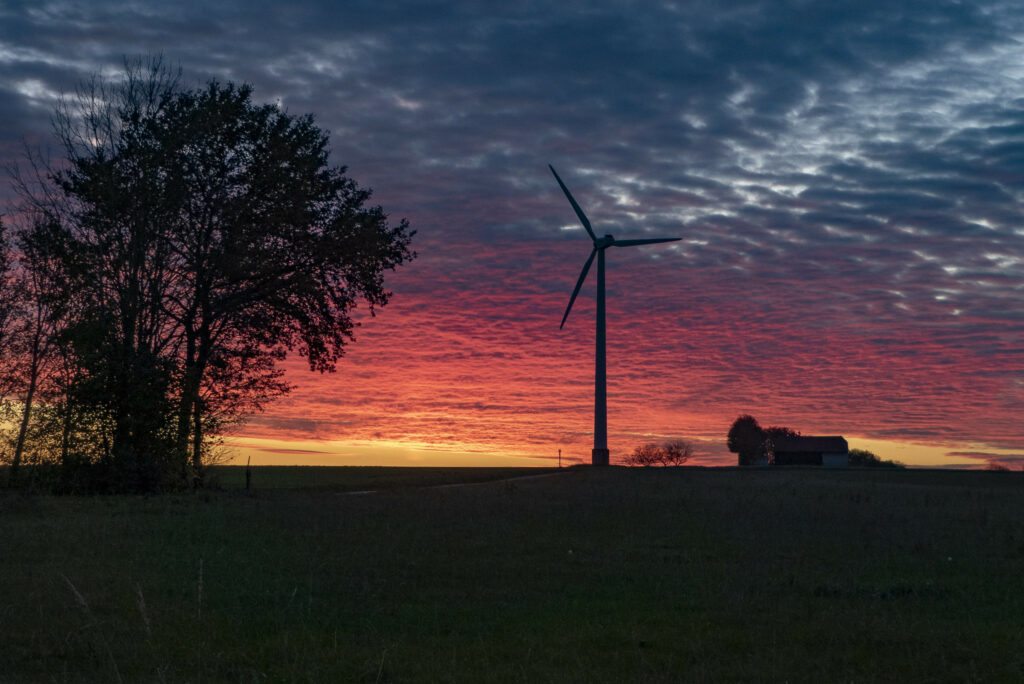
[341,469,569,495]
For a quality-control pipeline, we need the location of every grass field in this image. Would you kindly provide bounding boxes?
[2,466,1023,682]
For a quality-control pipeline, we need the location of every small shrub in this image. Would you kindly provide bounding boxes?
[849,448,904,469]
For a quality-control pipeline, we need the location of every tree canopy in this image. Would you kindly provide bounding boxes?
[4,59,415,491]
[727,414,765,465]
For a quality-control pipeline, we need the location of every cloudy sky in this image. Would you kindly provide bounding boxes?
[2,0,1022,467]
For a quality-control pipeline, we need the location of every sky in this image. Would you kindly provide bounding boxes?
[1,0,1022,469]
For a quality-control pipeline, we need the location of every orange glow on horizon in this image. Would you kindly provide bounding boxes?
[222,437,559,468]
[220,435,1018,471]
[222,237,1021,471]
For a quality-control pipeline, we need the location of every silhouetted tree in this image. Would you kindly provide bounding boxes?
[625,439,694,466]
[764,425,799,440]
[5,143,102,488]
[661,439,694,466]
[144,80,415,484]
[4,220,66,486]
[0,218,15,391]
[0,218,18,430]
[22,59,187,491]
[5,215,122,490]
[727,414,765,465]
[10,57,415,491]
[761,425,800,464]
[626,443,663,466]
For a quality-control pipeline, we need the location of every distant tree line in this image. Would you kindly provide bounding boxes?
[0,58,415,492]
[847,448,903,469]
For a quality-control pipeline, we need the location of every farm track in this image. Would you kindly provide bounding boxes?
[341,468,570,495]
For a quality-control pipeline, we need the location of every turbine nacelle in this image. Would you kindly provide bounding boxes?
[596,234,615,248]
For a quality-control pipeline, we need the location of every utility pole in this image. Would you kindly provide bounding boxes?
[558,448,562,468]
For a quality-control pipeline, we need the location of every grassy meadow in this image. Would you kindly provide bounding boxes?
[2,466,1023,682]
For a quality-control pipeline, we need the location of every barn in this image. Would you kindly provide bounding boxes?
[769,435,849,467]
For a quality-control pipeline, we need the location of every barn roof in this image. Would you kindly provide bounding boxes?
[772,435,848,453]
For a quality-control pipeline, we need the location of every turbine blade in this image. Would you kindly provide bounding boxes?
[549,164,597,242]
[612,237,682,246]
[560,247,597,329]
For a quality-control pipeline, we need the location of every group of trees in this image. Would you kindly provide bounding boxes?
[0,59,414,492]
[726,414,799,465]
[625,439,694,467]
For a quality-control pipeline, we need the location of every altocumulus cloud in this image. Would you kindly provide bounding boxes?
[1,0,1022,461]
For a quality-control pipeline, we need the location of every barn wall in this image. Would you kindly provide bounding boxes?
[774,451,822,466]
[822,452,848,468]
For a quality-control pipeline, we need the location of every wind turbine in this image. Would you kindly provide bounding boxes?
[550,164,681,466]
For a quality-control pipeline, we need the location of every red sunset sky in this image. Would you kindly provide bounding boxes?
[2,2,1022,468]
[229,219,1021,469]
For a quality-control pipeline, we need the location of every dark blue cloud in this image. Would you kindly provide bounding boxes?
[1,0,1022,452]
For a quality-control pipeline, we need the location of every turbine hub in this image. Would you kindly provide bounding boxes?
[597,234,615,248]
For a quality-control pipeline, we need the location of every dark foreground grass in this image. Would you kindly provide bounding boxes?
[2,467,1023,682]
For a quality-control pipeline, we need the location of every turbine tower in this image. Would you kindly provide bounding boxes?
[550,164,681,466]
